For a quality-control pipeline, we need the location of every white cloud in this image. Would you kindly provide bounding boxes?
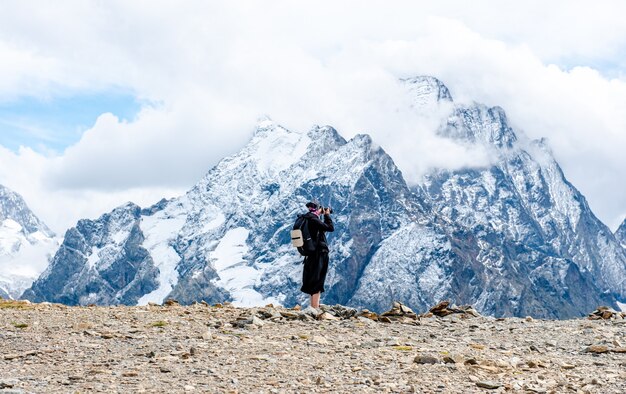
[0,1,625,231]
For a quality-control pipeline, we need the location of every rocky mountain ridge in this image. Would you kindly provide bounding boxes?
[22,76,626,319]
[616,219,626,248]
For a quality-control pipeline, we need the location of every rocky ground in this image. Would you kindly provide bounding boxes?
[1,299,625,393]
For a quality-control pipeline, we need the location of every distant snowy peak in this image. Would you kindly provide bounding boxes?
[0,184,54,237]
[0,184,58,299]
[404,77,517,149]
[248,120,312,174]
[403,76,453,107]
[616,219,626,247]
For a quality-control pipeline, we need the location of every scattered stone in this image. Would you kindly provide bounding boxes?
[122,371,139,377]
[414,355,438,364]
[317,312,339,321]
[201,329,212,340]
[442,354,464,364]
[310,335,329,345]
[230,314,266,328]
[424,301,480,318]
[476,381,502,389]
[279,310,300,320]
[250,316,265,327]
[256,308,282,320]
[588,306,625,320]
[320,304,358,319]
[585,345,609,354]
[382,301,417,320]
[358,310,379,321]
[0,379,18,389]
[525,385,547,393]
[162,299,179,307]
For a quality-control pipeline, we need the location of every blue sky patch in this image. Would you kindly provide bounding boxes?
[0,92,144,153]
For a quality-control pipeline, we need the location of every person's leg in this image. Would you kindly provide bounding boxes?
[310,292,321,308]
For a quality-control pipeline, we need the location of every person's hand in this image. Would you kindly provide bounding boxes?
[323,208,331,215]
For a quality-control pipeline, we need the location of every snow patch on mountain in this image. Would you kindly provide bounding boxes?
[136,201,188,305]
[87,246,101,270]
[251,124,311,174]
[209,227,281,307]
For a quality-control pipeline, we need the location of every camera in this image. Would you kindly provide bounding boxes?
[319,206,333,214]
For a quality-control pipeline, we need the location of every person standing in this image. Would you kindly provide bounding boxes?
[300,202,334,309]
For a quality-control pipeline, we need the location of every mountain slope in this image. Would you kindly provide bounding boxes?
[616,219,626,248]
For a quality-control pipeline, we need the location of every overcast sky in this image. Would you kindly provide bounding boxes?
[0,0,625,234]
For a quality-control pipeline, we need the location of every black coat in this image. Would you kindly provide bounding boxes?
[300,212,334,295]
[303,212,334,251]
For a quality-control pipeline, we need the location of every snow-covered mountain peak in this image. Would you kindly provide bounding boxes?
[350,133,373,146]
[442,104,518,149]
[0,184,58,299]
[306,125,346,144]
[402,76,453,107]
[0,185,54,237]
[205,121,310,182]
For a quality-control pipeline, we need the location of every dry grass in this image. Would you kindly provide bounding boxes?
[0,299,34,309]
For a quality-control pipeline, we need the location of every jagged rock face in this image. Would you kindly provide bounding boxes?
[0,185,58,299]
[616,219,626,248]
[24,77,626,318]
[23,203,159,305]
[415,102,626,317]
